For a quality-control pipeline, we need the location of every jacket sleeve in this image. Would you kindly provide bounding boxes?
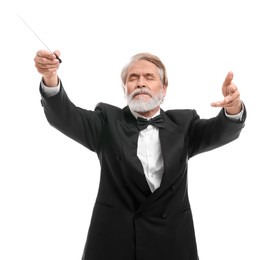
[188,106,247,158]
[40,81,104,153]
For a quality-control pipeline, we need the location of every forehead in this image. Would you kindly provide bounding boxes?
[127,60,159,75]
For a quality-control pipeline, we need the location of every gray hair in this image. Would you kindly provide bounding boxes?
[121,53,168,87]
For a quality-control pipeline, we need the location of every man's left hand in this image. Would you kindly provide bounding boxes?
[211,71,242,115]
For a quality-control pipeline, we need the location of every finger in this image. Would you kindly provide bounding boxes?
[211,91,240,107]
[227,83,238,95]
[35,57,60,73]
[223,83,239,101]
[224,90,240,103]
[211,100,234,108]
[36,50,56,60]
[211,100,226,107]
[35,62,59,71]
[211,98,233,107]
[35,54,60,66]
[53,50,61,57]
[223,71,234,88]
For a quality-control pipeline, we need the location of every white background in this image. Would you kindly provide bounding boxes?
[1,0,270,259]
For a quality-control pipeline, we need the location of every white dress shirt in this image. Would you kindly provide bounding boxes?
[130,110,164,192]
[41,80,244,193]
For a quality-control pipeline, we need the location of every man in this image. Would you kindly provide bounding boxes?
[34,50,246,260]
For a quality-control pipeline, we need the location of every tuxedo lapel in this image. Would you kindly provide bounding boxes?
[159,110,187,191]
[116,107,152,199]
[135,110,188,213]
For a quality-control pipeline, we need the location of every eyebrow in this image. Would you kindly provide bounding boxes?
[127,72,156,79]
[144,73,155,78]
[127,73,139,79]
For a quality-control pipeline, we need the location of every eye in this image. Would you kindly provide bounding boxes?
[146,75,154,80]
[128,74,138,82]
[129,76,136,81]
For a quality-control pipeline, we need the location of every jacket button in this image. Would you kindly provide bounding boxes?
[116,155,122,161]
[161,213,167,219]
[170,184,176,191]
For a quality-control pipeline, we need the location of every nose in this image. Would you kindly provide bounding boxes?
[137,76,146,88]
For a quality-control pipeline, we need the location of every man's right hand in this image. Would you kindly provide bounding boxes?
[34,50,61,87]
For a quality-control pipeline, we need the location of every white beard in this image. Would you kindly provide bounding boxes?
[125,88,164,113]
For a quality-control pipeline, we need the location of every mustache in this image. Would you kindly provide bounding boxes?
[130,88,152,98]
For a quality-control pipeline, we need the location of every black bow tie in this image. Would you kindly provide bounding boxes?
[137,115,164,131]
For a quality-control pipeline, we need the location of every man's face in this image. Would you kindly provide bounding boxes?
[124,60,167,113]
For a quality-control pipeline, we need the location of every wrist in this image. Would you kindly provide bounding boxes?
[42,74,59,87]
[225,101,242,115]
[225,102,243,115]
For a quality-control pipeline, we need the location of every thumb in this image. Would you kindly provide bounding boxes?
[53,50,61,57]
[53,50,62,63]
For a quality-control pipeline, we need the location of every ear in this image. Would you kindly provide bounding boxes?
[162,85,168,97]
[122,84,127,97]
[121,83,125,92]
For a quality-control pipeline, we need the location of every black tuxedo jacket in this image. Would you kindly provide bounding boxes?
[40,83,246,260]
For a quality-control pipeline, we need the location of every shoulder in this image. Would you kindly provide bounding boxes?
[94,102,128,122]
[164,109,199,123]
[95,102,123,114]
